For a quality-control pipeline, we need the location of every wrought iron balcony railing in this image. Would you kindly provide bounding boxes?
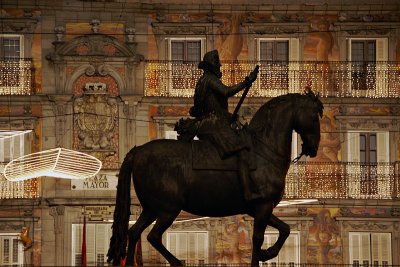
[284,161,400,200]
[144,60,400,98]
[0,58,33,95]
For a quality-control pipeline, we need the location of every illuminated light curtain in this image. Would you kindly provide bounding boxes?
[0,130,34,199]
[4,148,102,181]
[0,130,31,162]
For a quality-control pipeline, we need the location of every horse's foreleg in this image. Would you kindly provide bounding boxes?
[260,214,290,262]
[251,203,273,267]
[125,210,156,266]
[147,211,182,266]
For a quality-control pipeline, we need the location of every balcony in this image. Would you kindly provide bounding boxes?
[284,161,399,200]
[144,61,400,98]
[0,58,33,95]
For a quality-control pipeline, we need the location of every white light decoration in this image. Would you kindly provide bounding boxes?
[0,130,32,162]
[277,199,318,207]
[144,61,400,98]
[0,59,32,95]
[3,148,102,181]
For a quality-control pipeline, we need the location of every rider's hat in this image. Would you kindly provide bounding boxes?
[198,50,221,71]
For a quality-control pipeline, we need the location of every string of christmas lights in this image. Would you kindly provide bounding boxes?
[0,59,32,95]
[284,162,399,200]
[144,61,400,98]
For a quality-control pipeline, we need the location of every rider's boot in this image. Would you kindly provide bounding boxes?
[238,149,262,202]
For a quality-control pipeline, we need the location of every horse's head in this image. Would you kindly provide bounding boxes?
[293,91,323,158]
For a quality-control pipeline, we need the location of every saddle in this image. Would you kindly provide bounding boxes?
[191,139,257,171]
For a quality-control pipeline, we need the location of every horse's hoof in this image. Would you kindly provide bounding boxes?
[260,248,276,261]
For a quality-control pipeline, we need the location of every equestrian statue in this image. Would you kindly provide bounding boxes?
[108,50,323,266]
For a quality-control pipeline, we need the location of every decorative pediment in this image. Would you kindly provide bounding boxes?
[151,22,219,35]
[335,115,398,131]
[55,34,136,58]
[0,17,39,33]
[333,22,400,35]
[242,22,309,35]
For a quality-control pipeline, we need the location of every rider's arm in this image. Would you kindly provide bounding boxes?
[208,78,246,97]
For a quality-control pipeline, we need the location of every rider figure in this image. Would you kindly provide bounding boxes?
[189,49,260,202]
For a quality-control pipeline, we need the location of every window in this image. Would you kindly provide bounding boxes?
[346,131,390,198]
[169,39,204,94]
[359,133,377,194]
[0,34,31,95]
[257,38,299,94]
[165,130,178,140]
[260,232,299,267]
[171,40,202,62]
[0,35,22,59]
[259,40,289,89]
[165,231,208,265]
[0,235,24,265]
[349,232,392,266]
[260,41,289,62]
[348,38,388,94]
[72,223,112,266]
[350,40,376,90]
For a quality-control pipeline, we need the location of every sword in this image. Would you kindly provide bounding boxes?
[231,65,259,124]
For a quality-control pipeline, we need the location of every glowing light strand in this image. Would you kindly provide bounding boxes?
[144,61,400,98]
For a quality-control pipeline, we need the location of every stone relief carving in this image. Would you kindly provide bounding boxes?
[346,221,391,231]
[74,83,118,152]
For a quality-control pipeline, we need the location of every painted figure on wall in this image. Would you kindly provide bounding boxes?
[312,110,340,162]
[307,209,342,264]
[215,216,252,264]
[217,13,245,62]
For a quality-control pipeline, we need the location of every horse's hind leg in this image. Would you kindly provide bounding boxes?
[147,211,182,266]
[260,214,290,262]
[125,209,156,265]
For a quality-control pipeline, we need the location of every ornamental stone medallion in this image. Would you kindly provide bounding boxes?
[73,81,119,169]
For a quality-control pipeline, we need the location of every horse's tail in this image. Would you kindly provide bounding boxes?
[107,146,137,264]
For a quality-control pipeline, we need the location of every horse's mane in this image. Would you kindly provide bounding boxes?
[248,93,323,138]
[248,94,297,137]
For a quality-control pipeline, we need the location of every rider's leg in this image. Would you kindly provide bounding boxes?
[238,149,260,201]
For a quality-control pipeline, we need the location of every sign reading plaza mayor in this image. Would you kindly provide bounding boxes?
[71,171,118,190]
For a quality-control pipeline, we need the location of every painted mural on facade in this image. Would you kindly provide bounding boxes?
[215,215,252,264]
[312,107,341,162]
[307,208,342,264]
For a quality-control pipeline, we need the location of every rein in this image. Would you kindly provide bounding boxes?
[291,152,304,163]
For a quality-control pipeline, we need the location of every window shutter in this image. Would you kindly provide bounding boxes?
[347,132,361,197]
[376,38,388,96]
[95,224,111,265]
[376,38,388,62]
[288,38,300,93]
[291,131,298,159]
[376,132,389,163]
[377,132,390,197]
[350,233,360,265]
[177,233,187,262]
[86,224,96,265]
[188,233,196,263]
[347,39,352,95]
[360,233,371,265]
[347,132,360,162]
[380,233,391,265]
[197,232,207,264]
[349,232,371,265]
[372,233,392,266]
[72,224,83,266]
[168,233,177,257]
[0,236,21,265]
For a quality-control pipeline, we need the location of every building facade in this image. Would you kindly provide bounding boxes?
[0,0,399,266]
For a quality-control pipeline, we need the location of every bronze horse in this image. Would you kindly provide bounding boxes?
[108,92,323,266]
